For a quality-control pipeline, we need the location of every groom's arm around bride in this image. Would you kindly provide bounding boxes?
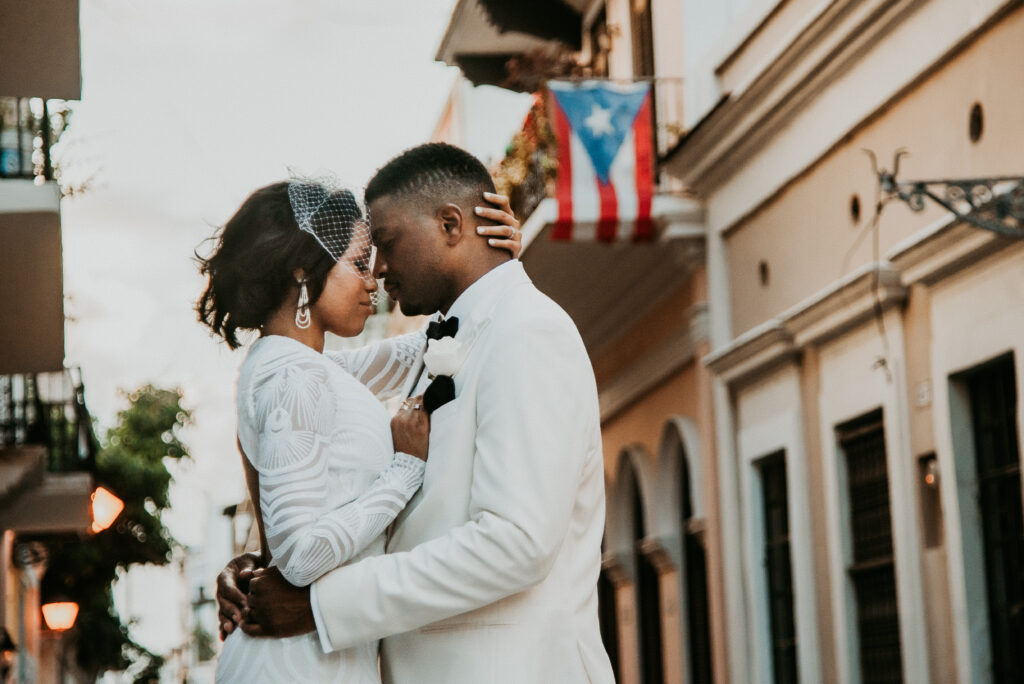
[226,143,614,684]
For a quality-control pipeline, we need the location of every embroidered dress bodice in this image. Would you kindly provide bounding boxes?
[215,330,425,684]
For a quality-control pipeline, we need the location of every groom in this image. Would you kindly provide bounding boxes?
[218,143,614,683]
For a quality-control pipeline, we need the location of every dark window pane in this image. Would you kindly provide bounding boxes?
[598,568,620,678]
[680,453,713,684]
[966,356,1024,684]
[838,412,903,683]
[761,451,798,684]
[633,475,663,684]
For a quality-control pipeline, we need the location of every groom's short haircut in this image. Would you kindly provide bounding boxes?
[365,142,496,208]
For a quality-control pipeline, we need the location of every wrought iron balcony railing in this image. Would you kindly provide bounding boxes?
[0,96,71,183]
[0,370,97,474]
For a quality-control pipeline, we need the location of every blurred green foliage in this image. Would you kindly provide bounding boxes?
[41,384,190,681]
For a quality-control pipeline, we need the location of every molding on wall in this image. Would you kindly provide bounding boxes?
[705,214,1019,386]
[598,304,708,423]
[668,0,923,192]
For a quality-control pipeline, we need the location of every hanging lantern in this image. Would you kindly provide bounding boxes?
[41,602,79,631]
[91,486,124,533]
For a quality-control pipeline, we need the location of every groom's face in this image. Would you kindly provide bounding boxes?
[369,194,446,316]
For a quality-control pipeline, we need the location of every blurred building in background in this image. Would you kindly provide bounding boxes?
[0,1,97,681]
[435,1,1024,683]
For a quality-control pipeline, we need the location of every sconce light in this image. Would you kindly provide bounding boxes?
[91,486,125,533]
[922,454,940,489]
[41,602,79,632]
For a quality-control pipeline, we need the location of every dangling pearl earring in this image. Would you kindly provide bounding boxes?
[295,279,311,329]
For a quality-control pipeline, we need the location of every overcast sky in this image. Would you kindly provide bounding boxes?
[56,0,529,656]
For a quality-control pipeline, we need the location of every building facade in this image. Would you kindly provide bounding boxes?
[437,1,1024,683]
[1,2,98,681]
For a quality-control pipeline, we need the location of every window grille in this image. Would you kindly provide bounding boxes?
[965,355,1024,683]
[838,412,903,684]
[760,451,798,683]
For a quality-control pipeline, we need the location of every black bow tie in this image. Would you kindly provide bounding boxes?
[426,316,459,340]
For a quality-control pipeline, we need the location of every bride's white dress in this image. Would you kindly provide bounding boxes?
[215,331,425,684]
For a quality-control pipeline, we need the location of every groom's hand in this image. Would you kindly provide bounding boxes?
[242,566,316,638]
[216,552,261,640]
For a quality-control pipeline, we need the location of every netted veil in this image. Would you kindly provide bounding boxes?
[287,171,374,289]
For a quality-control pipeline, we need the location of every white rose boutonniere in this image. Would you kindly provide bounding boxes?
[423,336,464,378]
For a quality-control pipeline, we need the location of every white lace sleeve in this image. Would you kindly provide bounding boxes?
[248,357,425,587]
[325,330,426,400]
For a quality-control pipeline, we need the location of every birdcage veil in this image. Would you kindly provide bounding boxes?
[287,171,373,283]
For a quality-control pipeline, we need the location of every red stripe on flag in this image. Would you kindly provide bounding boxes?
[595,178,618,242]
[632,92,655,241]
[551,95,574,241]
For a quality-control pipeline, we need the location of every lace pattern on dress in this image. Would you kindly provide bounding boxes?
[244,349,424,587]
[326,329,426,400]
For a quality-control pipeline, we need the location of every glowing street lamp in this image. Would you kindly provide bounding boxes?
[41,602,79,631]
[91,486,124,533]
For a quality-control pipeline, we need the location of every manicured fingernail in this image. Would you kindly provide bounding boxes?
[483,191,496,198]
[477,226,486,234]
[488,239,496,245]
[474,206,484,215]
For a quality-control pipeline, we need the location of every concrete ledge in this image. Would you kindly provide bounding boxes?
[0,471,92,534]
[0,179,61,214]
[0,445,45,504]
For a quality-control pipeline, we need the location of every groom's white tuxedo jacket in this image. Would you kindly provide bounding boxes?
[310,260,614,683]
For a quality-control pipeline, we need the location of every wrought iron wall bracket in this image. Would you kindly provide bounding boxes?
[871,151,1024,239]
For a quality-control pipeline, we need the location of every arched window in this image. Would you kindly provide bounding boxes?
[679,447,713,684]
[657,419,714,684]
[632,470,664,684]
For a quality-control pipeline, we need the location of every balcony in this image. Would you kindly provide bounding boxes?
[0,371,96,473]
[0,97,71,184]
[0,370,95,533]
[490,88,703,354]
[0,97,70,375]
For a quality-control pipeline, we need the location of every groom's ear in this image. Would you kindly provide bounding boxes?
[436,203,466,247]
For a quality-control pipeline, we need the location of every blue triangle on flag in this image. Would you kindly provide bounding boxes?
[550,81,650,184]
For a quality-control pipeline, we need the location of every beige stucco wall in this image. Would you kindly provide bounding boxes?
[593,269,706,387]
[725,4,1024,337]
[927,242,1024,684]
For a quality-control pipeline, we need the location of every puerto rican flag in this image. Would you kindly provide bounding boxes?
[548,80,654,242]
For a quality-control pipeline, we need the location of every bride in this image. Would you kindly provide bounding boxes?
[195,178,519,683]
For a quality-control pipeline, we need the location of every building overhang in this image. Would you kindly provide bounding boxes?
[0,469,92,535]
[0,446,46,503]
[0,198,65,374]
[519,195,705,355]
[0,0,82,99]
[436,0,586,87]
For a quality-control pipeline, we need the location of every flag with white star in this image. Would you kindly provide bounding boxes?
[548,80,654,242]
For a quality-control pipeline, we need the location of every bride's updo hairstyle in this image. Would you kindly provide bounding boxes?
[196,182,351,349]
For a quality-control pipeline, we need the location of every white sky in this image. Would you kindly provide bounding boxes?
[57,0,529,658]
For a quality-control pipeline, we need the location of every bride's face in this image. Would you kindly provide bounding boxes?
[312,241,378,337]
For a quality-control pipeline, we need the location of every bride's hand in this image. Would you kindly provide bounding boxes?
[216,552,262,640]
[391,396,429,461]
[475,192,522,259]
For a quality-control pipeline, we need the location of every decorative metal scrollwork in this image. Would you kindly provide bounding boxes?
[870,150,1024,239]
